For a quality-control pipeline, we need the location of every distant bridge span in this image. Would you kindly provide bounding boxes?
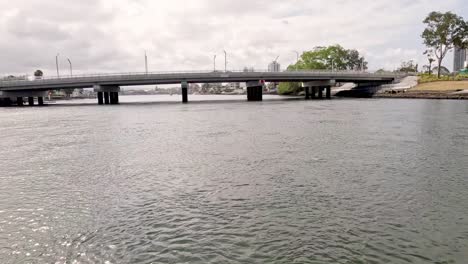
[0,70,404,106]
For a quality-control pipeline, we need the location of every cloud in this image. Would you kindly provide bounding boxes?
[0,0,465,76]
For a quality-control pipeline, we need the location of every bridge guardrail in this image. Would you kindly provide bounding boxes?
[0,70,409,87]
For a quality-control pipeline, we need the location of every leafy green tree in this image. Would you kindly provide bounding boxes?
[422,11,468,78]
[292,45,367,71]
[278,45,368,94]
[278,82,301,95]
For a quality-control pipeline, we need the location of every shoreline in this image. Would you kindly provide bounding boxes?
[373,90,468,100]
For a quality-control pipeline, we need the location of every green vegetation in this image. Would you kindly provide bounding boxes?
[397,60,418,73]
[278,82,301,95]
[421,11,468,78]
[278,45,368,95]
[418,73,468,83]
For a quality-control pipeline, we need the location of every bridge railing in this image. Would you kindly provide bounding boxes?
[0,70,409,87]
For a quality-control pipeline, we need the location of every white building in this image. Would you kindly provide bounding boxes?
[268,61,281,72]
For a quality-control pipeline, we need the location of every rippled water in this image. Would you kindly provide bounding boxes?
[0,96,467,263]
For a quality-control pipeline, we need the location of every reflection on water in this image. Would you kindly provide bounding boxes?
[0,96,467,263]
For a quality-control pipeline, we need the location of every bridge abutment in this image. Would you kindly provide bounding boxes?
[246,81,263,101]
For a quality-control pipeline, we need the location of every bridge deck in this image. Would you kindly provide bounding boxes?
[0,71,403,91]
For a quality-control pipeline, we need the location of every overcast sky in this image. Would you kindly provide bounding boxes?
[0,0,467,76]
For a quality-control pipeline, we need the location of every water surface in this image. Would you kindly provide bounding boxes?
[0,96,467,263]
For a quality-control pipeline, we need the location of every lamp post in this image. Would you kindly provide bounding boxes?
[67,58,72,77]
[328,55,334,72]
[145,51,148,74]
[213,55,217,72]
[56,53,60,78]
[223,50,227,72]
[293,51,299,71]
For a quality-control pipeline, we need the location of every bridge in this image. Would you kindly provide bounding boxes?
[0,70,402,106]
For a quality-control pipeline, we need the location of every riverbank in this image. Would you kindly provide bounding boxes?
[374,80,468,100]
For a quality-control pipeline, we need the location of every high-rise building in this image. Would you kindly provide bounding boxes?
[454,47,468,72]
[268,61,281,72]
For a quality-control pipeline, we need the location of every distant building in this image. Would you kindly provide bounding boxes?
[268,61,281,72]
[454,47,468,72]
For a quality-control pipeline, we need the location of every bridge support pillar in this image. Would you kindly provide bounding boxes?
[109,92,120,104]
[246,81,263,101]
[38,97,44,106]
[94,85,120,105]
[28,97,34,106]
[304,80,335,100]
[181,81,188,103]
[0,98,12,107]
[104,92,110,104]
[311,87,317,99]
[305,87,310,99]
[17,97,24,106]
[97,92,104,105]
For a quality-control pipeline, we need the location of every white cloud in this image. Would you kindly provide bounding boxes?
[0,0,465,76]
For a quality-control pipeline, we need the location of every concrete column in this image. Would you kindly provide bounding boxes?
[0,98,12,107]
[326,87,331,99]
[104,92,110,105]
[311,87,317,99]
[28,97,34,106]
[258,86,263,101]
[305,87,310,100]
[247,86,262,101]
[318,87,323,99]
[38,97,44,106]
[97,92,104,105]
[110,92,120,104]
[17,97,24,106]
[109,92,115,104]
[181,82,188,103]
[246,81,263,101]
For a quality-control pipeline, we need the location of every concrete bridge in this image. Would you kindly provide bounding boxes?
[0,70,402,106]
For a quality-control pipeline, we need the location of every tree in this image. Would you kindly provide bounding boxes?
[279,45,368,94]
[292,45,368,71]
[422,11,468,78]
[34,70,43,79]
[397,60,419,73]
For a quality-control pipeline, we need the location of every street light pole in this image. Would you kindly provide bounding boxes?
[213,55,217,72]
[293,51,299,71]
[328,55,334,72]
[145,51,148,74]
[56,53,60,78]
[67,58,72,76]
[223,50,227,72]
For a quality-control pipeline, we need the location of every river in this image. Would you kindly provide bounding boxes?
[0,95,467,263]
